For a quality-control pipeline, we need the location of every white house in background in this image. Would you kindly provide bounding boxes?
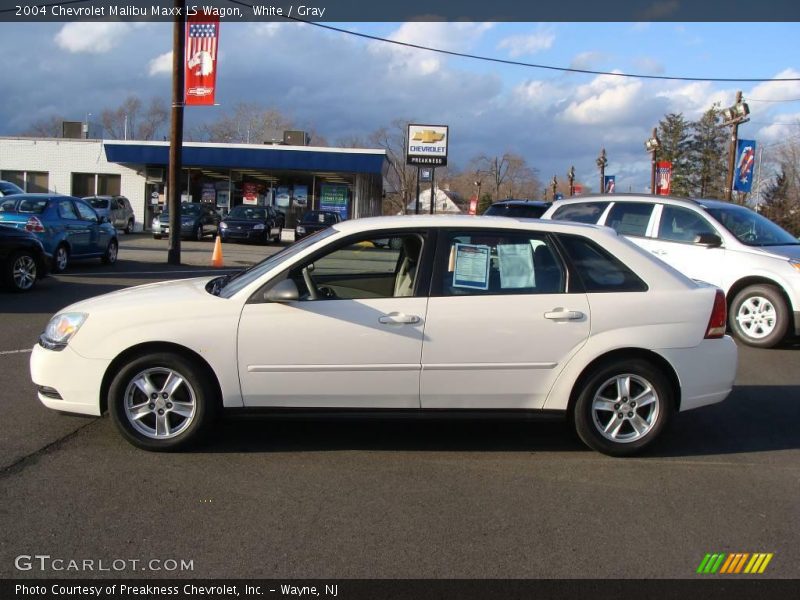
[406,186,464,214]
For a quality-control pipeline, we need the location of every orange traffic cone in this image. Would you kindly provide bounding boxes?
[211,235,224,268]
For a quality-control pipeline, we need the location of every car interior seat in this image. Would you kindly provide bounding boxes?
[394,236,422,297]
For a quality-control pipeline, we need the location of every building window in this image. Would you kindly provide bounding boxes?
[1,170,48,192]
[71,173,121,197]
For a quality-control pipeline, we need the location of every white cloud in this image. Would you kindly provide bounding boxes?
[148,52,172,77]
[756,112,800,144]
[569,51,607,70]
[497,28,555,58]
[656,82,731,117]
[55,22,131,54]
[561,73,644,125]
[632,56,665,75]
[747,69,800,103]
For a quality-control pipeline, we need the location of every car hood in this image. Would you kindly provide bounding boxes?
[59,276,217,316]
[746,244,800,261]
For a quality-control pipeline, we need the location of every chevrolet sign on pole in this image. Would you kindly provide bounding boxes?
[407,124,449,166]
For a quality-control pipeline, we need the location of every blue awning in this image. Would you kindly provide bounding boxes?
[104,142,387,175]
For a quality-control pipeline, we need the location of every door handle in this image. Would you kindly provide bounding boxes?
[379,313,421,325]
[651,249,667,256]
[544,309,584,321]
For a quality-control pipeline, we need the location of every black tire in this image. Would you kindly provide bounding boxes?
[274,227,282,243]
[195,225,204,241]
[124,219,134,234]
[153,234,162,240]
[573,359,674,457]
[101,239,118,265]
[3,250,38,292]
[729,284,789,348]
[108,352,218,451]
[52,243,69,273]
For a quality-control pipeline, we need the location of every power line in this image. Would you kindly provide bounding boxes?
[746,97,800,103]
[219,1,800,84]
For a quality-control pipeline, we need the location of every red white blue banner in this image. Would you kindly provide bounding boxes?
[733,140,756,193]
[656,161,672,196]
[185,13,220,106]
[604,175,616,193]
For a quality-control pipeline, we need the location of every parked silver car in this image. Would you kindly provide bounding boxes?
[84,195,136,233]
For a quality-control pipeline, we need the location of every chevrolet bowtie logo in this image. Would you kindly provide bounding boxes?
[412,130,445,143]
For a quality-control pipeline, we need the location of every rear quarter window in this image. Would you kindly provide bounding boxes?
[551,202,609,224]
[558,234,648,293]
[17,199,49,214]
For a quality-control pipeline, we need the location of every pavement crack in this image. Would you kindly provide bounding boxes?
[0,418,100,477]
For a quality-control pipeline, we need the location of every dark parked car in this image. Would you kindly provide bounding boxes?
[219,205,284,244]
[483,199,551,219]
[152,203,220,240]
[0,224,51,292]
[85,195,136,233]
[0,194,118,272]
[295,210,341,240]
[0,180,25,197]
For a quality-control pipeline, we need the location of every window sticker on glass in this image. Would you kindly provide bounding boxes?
[498,244,535,288]
[453,243,491,290]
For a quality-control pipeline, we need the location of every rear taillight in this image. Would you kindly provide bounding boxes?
[705,289,727,339]
[25,216,45,233]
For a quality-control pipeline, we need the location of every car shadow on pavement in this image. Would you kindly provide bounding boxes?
[198,384,799,457]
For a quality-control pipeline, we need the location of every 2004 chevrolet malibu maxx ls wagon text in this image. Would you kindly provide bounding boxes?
[30,216,738,456]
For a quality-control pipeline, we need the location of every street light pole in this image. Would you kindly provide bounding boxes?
[596,149,607,194]
[167,0,186,266]
[722,90,750,202]
[568,165,575,197]
[551,175,558,200]
[645,128,660,195]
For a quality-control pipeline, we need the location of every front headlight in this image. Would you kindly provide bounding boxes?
[220,222,228,229]
[40,312,88,350]
[253,223,265,230]
[790,259,800,273]
[296,226,305,234]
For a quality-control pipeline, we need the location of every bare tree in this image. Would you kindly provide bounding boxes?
[138,97,169,141]
[101,96,142,140]
[23,115,66,137]
[197,103,293,144]
[369,119,418,214]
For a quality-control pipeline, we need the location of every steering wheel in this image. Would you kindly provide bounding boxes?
[302,266,319,300]
[741,231,757,243]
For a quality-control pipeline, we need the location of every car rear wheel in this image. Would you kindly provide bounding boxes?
[108,352,217,451]
[53,244,69,273]
[102,239,118,265]
[124,219,134,234]
[4,251,38,292]
[195,225,204,241]
[729,284,789,348]
[573,359,673,457]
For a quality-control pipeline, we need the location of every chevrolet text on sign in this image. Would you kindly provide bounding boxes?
[407,124,449,167]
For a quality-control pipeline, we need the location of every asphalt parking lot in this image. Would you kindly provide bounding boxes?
[1,233,799,579]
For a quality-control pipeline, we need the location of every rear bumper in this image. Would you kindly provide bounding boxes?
[659,336,738,411]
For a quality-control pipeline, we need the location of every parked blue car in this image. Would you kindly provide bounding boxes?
[0,194,118,272]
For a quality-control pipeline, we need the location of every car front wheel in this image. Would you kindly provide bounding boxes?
[573,359,673,457]
[729,284,789,348]
[108,352,217,451]
[195,225,204,241]
[4,251,38,292]
[124,219,134,234]
[53,244,69,273]
[102,239,118,265]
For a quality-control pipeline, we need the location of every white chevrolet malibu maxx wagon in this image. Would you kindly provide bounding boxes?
[31,216,737,456]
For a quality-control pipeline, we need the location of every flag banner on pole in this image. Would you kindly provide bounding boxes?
[468,195,478,215]
[185,13,220,106]
[604,175,616,193]
[656,161,672,195]
[733,139,756,193]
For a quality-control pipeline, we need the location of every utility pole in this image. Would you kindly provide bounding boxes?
[596,148,607,194]
[414,167,420,214]
[723,90,750,202]
[551,175,558,200]
[167,0,186,265]
[645,128,660,195]
[429,168,436,215]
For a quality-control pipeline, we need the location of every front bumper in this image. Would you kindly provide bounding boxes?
[659,336,738,412]
[794,311,800,336]
[220,227,266,242]
[30,343,111,416]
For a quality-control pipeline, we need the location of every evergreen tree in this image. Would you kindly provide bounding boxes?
[689,106,729,199]
[761,167,800,236]
[657,113,693,197]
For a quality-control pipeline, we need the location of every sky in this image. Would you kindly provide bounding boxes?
[1,20,799,193]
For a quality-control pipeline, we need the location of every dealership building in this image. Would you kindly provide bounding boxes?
[0,135,388,231]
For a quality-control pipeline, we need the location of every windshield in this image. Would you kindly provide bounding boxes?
[88,198,109,209]
[162,204,202,217]
[302,211,337,224]
[218,227,338,298]
[228,206,266,220]
[703,204,798,246]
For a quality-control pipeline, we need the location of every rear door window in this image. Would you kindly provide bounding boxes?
[558,234,648,293]
[58,199,79,220]
[604,202,655,237]
[551,202,609,224]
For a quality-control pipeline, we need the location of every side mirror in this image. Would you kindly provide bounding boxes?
[264,279,299,303]
[694,233,722,248]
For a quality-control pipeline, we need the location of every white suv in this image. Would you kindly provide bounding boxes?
[542,194,800,348]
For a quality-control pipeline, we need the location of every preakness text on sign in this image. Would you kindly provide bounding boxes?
[407,124,449,167]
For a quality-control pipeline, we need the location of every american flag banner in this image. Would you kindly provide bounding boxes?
[656,161,672,196]
[733,139,756,193]
[185,14,220,106]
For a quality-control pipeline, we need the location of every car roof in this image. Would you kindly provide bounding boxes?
[550,193,717,210]
[492,199,550,206]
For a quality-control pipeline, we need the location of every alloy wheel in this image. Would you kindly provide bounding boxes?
[591,374,660,443]
[123,367,197,439]
[736,296,776,339]
[12,255,37,291]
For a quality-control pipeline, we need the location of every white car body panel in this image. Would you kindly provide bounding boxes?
[30,215,737,426]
